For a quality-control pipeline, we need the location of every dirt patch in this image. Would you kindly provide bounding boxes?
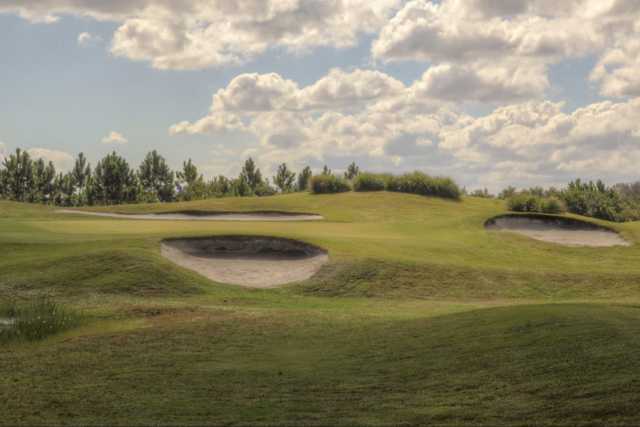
[161,236,329,288]
[485,214,630,247]
[57,210,323,222]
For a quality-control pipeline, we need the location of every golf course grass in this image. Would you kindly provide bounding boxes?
[2,192,640,425]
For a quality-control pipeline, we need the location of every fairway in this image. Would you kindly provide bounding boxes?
[2,192,640,425]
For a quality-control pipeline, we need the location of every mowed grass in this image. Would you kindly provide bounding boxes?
[2,192,640,425]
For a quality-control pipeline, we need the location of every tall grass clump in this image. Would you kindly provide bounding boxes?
[386,172,461,200]
[353,173,389,192]
[0,298,83,342]
[310,174,352,194]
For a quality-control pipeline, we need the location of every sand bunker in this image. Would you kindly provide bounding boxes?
[161,236,329,288]
[485,214,630,247]
[58,210,323,221]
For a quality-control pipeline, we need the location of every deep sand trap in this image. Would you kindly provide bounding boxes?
[161,236,329,287]
[57,210,323,221]
[485,214,630,247]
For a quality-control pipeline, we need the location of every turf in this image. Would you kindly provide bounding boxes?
[2,192,640,425]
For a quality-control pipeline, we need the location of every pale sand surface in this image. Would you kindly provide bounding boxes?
[57,210,323,222]
[161,237,329,288]
[486,216,630,247]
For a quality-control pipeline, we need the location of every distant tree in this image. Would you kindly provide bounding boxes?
[254,179,276,197]
[470,188,493,199]
[240,157,263,192]
[208,175,231,197]
[273,163,296,193]
[92,151,139,205]
[138,150,175,202]
[30,158,56,203]
[344,162,360,180]
[498,186,517,199]
[72,153,91,205]
[321,165,332,176]
[0,149,34,202]
[297,166,312,192]
[230,175,252,197]
[53,172,76,207]
[176,159,206,201]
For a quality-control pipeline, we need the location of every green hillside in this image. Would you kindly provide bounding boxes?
[2,192,640,425]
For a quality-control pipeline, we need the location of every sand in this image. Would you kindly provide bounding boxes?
[486,215,630,247]
[57,210,323,222]
[161,236,329,288]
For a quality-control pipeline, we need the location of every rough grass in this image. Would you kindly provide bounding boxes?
[0,298,83,342]
[2,193,640,425]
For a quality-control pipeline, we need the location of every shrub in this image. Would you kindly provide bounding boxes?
[0,298,83,342]
[353,173,388,192]
[541,197,566,214]
[386,172,461,200]
[507,194,542,213]
[310,174,352,194]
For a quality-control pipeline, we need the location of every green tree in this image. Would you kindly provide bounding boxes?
[72,153,92,205]
[321,165,332,176]
[138,150,175,202]
[176,159,206,201]
[31,158,56,203]
[273,163,296,193]
[240,157,263,193]
[297,166,312,192]
[0,148,34,202]
[344,162,360,180]
[92,152,139,205]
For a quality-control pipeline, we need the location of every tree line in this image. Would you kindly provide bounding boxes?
[0,148,363,206]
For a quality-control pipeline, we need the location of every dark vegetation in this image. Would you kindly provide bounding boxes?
[0,298,83,342]
[0,148,464,205]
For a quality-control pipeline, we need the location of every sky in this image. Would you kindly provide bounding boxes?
[0,0,639,192]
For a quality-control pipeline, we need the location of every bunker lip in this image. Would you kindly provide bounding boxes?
[57,209,323,221]
[161,236,329,288]
[485,213,630,247]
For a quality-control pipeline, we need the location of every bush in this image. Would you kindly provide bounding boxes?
[353,173,388,192]
[386,172,461,200]
[507,194,542,212]
[541,197,566,214]
[0,298,83,342]
[310,174,352,194]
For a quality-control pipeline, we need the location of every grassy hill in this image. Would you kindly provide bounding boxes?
[2,192,640,425]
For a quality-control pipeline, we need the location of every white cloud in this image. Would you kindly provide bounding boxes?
[77,32,102,47]
[1,0,403,70]
[26,148,74,171]
[101,131,128,145]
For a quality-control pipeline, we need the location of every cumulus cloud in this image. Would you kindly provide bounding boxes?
[372,0,640,99]
[101,131,128,145]
[172,66,640,191]
[1,0,402,69]
[77,32,102,47]
[26,148,74,171]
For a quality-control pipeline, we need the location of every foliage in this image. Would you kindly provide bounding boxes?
[560,179,626,222]
[0,298,82,342]
[240,157,263,193]
[310,174,352,194]
[297,166,312,192]
[139,150,175,202]
[344,162,360,180]
[387,172,462,200]
[92,152,139,205]
[176,159,207,201]
[507,194,566,214]
[273,163,296,193]
[353,172,388,192]
[470,188,494,198]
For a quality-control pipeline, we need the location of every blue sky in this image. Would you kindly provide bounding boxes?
[1,1,639,191]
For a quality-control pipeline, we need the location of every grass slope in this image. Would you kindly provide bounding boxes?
[2,193,640,425]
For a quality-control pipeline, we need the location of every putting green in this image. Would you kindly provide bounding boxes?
[2,192,640,425]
